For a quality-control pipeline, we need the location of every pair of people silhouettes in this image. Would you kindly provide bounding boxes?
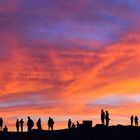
[16,119,24,132]
[48,117,54,130]
[130,115,138,126]
[68,119,80,129]
[101,109,110,127]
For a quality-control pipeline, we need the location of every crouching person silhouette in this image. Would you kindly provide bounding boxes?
[3,125,8,132]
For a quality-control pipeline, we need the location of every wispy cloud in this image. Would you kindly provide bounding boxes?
[0,0,140,130]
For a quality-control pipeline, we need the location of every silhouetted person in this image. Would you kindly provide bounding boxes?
[68,119,72,129]
[130,115,134,126]
[27,117,34,137]
[105,111,110,127]
[36,118,42,130]
[72,123,75,129]
[20,119,24,132]
[134,116,138,126]
[76,121,80,128]
[3,125,8,132]
[48,117,54,130]
[101,109,105,125]
[16,119,19,132]
[0,117,3,131]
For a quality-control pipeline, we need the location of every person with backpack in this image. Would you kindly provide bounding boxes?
[27,116,34,137]
[48,117,54,130]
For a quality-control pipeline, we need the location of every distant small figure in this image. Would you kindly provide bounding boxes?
[72,123,75,129]
[130,115,134,126]
[0,117,3,131]
[48,117,54,130]
[101,109,105,125]
[68,119,72,129]
[36,118,42,130]
[27,116,34,137]
[19,119,24,132]
[134,116,138,126]
[3,125,8,132]
[16,119,20,132]
[105,111,110,127]
[76,121,80,128]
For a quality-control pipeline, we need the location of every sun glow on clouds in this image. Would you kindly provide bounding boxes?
[0,0,140,130]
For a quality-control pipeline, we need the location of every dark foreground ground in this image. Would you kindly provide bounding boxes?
[0,126,140,140]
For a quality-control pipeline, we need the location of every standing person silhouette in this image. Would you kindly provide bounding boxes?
[51,118,54,130]
[130,115,134,126]
[101,109,105,125]
[0,118,3,131]
[48,117,54,130]
[48,117,51,130]
[36,118,42,130]
[68,119,72,129]
[105,111,110,127]
[134,116,138,126]
[20,119,24,132]
[76,121,80,128]
[27,117,34,137]
[16,119,19,132]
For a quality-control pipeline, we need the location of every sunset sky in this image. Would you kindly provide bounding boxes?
[0,0,140,131]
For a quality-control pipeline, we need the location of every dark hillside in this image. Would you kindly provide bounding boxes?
[0,126,140,140]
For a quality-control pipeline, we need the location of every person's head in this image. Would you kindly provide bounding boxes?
[28,116,30,120]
